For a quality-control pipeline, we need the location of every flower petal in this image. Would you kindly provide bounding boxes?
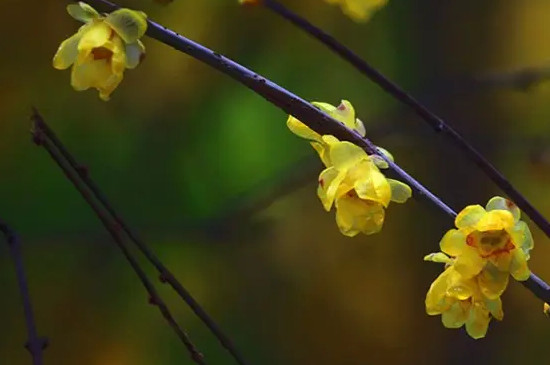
[71,56,110,91]
[314,100,357,130]
[354,168,391,207]
[388,179,412,204]
[286,116,320,141]
[125,40,145,69]
[475,210,515,232]
[453,246,485,278]
[78,21,111,52]
[510,220,534,258]
[371,155,388,169]
[53,30,84,69]
[67,2,100,23]
[509,249,530,281]
[426,268,453,315]
[311,142,331,167]
[489,251,512,273]
[455,205,486,230]
[317,167,345,211]
[424,252,452,264]
[334,195,385,236]
[439,229,466,257]
[465,303,490,339]
[105,8,148,44]
[441,302,468,329]
[446,269,476,300]
[329,141,368,170]
[355,118,366,137]
[485,297,504,321]
[376,146,394,162]
[371,144,395,170]
[478,264,509,299]
[486,196,520,222]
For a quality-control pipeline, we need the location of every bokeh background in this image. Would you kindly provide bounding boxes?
[1,0,550,363]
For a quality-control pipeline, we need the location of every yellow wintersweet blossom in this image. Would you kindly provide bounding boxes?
[439,197,534,299]
[424,254,503,339]
[287,100,411,236]
[288,100,386,168]
[325,0,388,22]
[317,136,411,236]
[53,2,148,100]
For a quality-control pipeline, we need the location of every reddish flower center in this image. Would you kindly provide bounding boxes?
[466,229,514,258]
[92,47,113,61]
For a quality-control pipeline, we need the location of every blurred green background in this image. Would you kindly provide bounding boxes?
[1,0,550,363]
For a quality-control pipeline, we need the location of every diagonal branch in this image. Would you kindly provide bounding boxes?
[31,111,206,365]
[0,221,47,365]
[68,0,550,302]
[258,0,550,241]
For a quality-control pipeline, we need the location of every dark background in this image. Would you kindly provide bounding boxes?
[1,0,549,363]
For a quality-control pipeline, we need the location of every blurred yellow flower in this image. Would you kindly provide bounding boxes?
[544,302,550,317]
[238,0,260,5]
[439,197,534,295]
[325,0,388,22]
[317,136,411,236]
[424,255,503,339]
[53,2,147,100]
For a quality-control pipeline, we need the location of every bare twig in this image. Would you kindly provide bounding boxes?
[32,110,248,365]
[31,112,206,365]
[0,221,47,365]
[258,0,550,242]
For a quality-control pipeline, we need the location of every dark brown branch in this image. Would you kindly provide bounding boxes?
[259,0,550,243]
[32,110,249,365]
[0,221,47,365]
[31,111,205,365]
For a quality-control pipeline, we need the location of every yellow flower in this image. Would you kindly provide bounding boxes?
[324,0,388,22]
[317,136,411,236]
[439,197,533,284]
[287,100,411,236]
[53,2,148,100]
[287,100,365,146]
[544,302,550,317]
[424,255,503,339]
[287,100,393,168]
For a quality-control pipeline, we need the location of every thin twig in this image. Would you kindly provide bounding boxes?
[0,221,47,365]
[259,0,550,242]
[31,113,206,365]
[68,0,550,303]
[32,110,248,365]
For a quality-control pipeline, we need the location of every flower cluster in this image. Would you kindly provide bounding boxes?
[425,196,534,338]
[53,2,148,101]
[287,100,411,236]
[324,0,388,22]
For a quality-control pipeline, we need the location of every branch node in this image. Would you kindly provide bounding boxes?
[159,272,169,283]
[76,164,89,178]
